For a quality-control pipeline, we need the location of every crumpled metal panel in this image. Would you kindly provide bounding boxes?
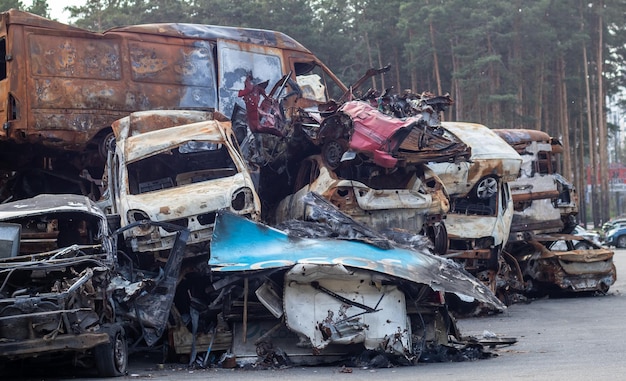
[113,114,229,164]
[493,129,563,155]
[338,101,470,168]
[284,264,410,353]
[273,156,448,235]
[434,122,522,190]
[210,211,505,310]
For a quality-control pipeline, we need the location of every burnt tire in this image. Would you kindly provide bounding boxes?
[322,139,347,169]
[617,235,626,249]
[98,131,116,160]
[94,324,127,377]
[427,223,448,255]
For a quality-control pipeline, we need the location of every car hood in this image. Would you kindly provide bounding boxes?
[209,211,505,311]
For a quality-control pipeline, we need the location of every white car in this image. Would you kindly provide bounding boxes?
[572,225,602,248]
[273,155,450,254]
[100,110,261,254]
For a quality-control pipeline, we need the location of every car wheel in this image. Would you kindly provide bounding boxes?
[322,139,347,169]
[617,235,626,249]
[98,131,116,160]
[94,324,127,377]
[475,176,498,199]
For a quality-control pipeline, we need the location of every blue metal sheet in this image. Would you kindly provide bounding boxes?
[210,211,505,309]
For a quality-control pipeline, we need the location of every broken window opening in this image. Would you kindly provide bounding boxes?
[536,151,554,175]
[295,63,343,102]
[7,212,102,254]
[127,142,237,195]
[451,195,497,216]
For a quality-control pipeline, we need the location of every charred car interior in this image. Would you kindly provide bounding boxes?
[0,195,124,376]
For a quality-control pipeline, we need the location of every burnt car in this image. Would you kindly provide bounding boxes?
[0,194,126,376]
[99,110,261,254]
[426,122,522,292]
[0,194,193,376]
[202,209,506,367]
[272,155,450,254]
[507,233,616,294]
[493,129,578,236]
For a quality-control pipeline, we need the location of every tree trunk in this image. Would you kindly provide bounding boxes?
[558,55,572,180]
[596,2,609,223]
[577,106,587,225]
[409,29,417,92]
[534,57,544,131]
[582,18,598,227]
[364,31,377,91]
[377,42,385,90]
[394,47,401,94]
[429,18,442,96]
[451,37,461,120]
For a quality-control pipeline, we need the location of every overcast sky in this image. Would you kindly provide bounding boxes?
[24,0,81,24]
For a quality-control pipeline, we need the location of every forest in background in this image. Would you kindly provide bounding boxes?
[1,0,626,225]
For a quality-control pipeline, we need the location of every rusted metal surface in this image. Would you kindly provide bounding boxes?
[0,9,344,158]
[430,123,522,192]
[101,110,261,253]
[509,235,616,293]
[0,333,110,357]
[273,155,449,253]
[426,123,521,293]
[493,129,578,238]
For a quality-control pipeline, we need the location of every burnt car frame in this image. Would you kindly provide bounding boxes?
[0,193,192,376]
[507,233,616,294]
[204,210,505,366]
[0,9,346,156]
[272,154,450,254]
[426,122,522,291]
[99,110,261,254]
[0,194,125,376]
[493,129,578,236]
[0,9,348,203]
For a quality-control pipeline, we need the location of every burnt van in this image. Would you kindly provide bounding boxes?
[0,9,346,199]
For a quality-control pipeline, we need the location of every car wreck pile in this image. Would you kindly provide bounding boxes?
[0,12,616,377]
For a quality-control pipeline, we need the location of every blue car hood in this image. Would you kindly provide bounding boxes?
[210,211,505,310]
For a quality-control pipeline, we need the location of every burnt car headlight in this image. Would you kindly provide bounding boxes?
[329,186,358,209]
[126,209,154,235]
[231,187,254,212]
